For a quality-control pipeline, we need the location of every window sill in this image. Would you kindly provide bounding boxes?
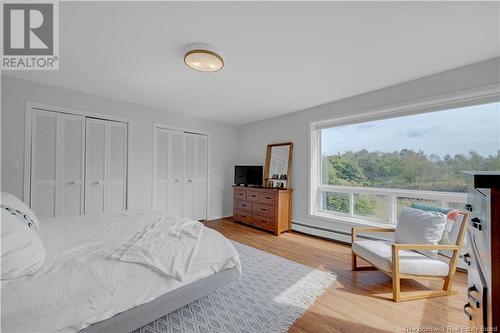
[310,211,395,228]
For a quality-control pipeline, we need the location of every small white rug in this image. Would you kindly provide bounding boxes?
[134,241,336,333]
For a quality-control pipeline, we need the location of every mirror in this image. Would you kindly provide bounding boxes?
[264,142,293,188]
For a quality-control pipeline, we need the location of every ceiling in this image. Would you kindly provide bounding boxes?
[4,1,500,125]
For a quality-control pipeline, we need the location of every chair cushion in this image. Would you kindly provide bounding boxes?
[395,207,447,258]
[352,239,449,276]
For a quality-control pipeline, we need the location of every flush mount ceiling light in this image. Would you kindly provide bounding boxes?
[184,43,224,73]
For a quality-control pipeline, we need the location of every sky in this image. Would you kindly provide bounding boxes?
[321,102,500,158]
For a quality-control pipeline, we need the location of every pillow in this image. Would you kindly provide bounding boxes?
[1,209,46,280]
[1,192,40,230]
[395,207,447,258]
[439,211,464,257]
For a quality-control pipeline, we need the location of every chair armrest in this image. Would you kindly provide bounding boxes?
[392,243,459,251]
[351,227,395,242]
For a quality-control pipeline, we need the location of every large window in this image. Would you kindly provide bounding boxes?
[314,101,500,224]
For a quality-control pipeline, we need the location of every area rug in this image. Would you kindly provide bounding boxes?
[133,241,336,333]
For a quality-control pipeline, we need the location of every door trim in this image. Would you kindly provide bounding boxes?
[152,123,210,220]
[24,101,130,210]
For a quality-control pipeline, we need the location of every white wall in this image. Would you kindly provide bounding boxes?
[236,57,500,242]
[1,75,238,219]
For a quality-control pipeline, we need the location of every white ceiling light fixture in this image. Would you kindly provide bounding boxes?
[184,43,224,73]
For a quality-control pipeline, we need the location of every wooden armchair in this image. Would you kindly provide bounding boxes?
[351,212,468,302]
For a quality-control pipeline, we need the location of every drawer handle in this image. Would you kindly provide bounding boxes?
[464,204,473,212]
[471,217,482,231]
[463,303,473,321]
[467,285,480,308]
[260,219,266,223]
[264,196,272,199]
[241,204,247,207]
[241,215,246,218]
[260,208,267,211]
[461,253,471,266]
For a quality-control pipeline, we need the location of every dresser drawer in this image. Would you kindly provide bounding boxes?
[235,212,252,225]
[234,188,247,201]
[253,203,275,218]
[253,215,275,232]
[235,200,252,213]
[247,189,260,202]
[259,192,276,205]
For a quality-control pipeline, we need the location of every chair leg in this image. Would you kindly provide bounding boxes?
[392,273,401,302]
[352,252,357,271]
[443,276,453,292]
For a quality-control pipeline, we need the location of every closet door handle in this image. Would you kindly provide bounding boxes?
[92,181,100,185]
[174,179,180,183]
[187,179,193,183]
[67,181,76,185]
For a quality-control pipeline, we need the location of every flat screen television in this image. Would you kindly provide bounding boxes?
[234,165,263,187]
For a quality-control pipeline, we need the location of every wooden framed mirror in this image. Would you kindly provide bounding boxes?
[264,142,293,188]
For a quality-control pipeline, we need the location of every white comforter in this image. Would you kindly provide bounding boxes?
[1,210,240,333]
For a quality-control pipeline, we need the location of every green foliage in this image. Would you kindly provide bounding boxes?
[325,192,349,213]
[322,150,500,192]
[323,149,500,219]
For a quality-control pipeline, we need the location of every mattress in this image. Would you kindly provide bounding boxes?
[1,210,240,333]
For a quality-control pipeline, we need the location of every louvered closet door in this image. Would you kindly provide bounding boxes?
[60,114,85,216]
[30,110,84,218]
[181,133,208,221]
[85,119,106,213]
[182,134,196,219]
[169,131,183,216]
[153,129,183,216]
[194,135,208,220]
[154,129,170,211]
[85,119,127,213]
[107,122,127,211]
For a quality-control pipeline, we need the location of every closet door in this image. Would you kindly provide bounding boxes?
[154,129,170,211]
[85,119,106,213]
[107,122,127,211]
[194,135,208,220]
[85,118,127,213]
[30,110,58,217]
[153,129,183,215]
[30,110,84,218]
[182,134,196,219]
[60,114,85,216]
[182,133,208,221]
[169,131,183,216]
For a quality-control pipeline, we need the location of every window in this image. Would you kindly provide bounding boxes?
[312,101,500,224]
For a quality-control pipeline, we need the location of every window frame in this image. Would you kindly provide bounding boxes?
[308,86,500,227]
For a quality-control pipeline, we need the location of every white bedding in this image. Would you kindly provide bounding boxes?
[1,210,240,333]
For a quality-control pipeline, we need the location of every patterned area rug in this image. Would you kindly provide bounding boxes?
[133,241,336,333]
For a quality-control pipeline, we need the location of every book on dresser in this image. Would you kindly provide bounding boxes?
[233,186,292,236]
[463,172,499,331]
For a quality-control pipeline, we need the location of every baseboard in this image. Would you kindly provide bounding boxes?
[292,222,352,243]
[207,213,233,221]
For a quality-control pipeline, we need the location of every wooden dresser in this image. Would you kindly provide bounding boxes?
[233,186,292,235]
[464,172,499,331]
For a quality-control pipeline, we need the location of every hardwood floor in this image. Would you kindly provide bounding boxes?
[203,218,469,333]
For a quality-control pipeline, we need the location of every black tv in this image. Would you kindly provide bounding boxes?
[234,165,263,187]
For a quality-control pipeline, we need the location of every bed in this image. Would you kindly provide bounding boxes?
[1,210,241,333]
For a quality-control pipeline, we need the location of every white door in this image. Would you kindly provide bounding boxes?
[85,118,127,213]
[30,110,84,218]
[182,133,208,221]
[194,135,208,220]
[182,134,196,219]
[153,129,207,220]
[153,129,183,216]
